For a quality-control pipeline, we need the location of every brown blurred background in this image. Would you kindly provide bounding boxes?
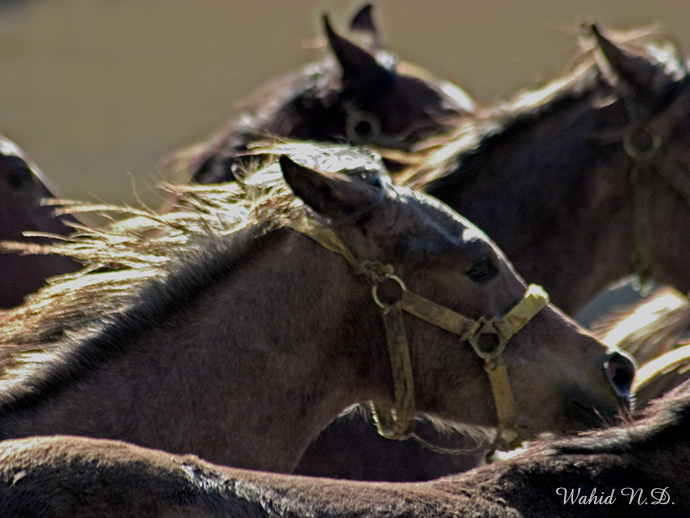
[1,0,689,207]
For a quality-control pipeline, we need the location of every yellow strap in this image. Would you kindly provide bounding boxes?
[289,218,394,282]
[484,357,519,450]
[400,282,547,452]
[288,218,357,265]
[400,284,548,346]
[631,157,655,290]
[371,301,416,439]
[399,290,479,338]
[493,284,550,341]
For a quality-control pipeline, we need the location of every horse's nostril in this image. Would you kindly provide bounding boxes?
[604,351,637,399]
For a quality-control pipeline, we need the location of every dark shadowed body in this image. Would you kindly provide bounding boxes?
[293,409,483,481]
[2,381,689,518]
[0,134,81,308]
[0,144,632,474]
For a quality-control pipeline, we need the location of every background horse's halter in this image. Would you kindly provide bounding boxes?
[289,217,549,454]
[624,103,690,291]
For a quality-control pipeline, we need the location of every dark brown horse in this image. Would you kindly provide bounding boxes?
[0,133,81,308]
[173,4,475,184]
[403,24,690,315]
[2,382,688,517]
[0,144,632,474]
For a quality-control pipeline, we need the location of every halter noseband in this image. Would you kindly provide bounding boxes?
[288,217,549,453]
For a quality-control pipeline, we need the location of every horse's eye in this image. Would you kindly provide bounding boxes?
[466,258,497,283]
[354,119,374,138]
[6,166,33,191]
[345,109,381,144]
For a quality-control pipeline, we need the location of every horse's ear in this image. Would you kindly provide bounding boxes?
[323,14,394,91]
[280,155,382,221]
[349,4,382,49]
[589,24,688,119]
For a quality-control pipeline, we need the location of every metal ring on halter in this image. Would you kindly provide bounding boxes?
[467,317,510,361]
[623,126,661,159]
[345,104,382,145]
[372,275,407,308]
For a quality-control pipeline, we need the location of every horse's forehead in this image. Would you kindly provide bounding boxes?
[396,63,474,113]
[399,191,480,244]
[389,75,446,108]
[392,209,493,264]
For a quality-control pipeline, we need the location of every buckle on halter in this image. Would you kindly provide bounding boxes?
[623,126,660,160]
[467,317,509,361]
[372,275,407,309]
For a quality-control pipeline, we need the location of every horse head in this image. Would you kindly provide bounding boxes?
[586,24,690,295]
[279,147,634,444]
[0,134,81,307]
[186,5,474,184]
[0,135,77,241]
[323,7,473,151]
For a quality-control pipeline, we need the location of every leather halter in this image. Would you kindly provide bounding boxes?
[288,216,550,453]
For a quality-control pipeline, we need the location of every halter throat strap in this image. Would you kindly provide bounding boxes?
[288,217,549,453]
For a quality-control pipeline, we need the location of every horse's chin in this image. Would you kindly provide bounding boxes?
[562,397,628,432]
[514,396,627,440]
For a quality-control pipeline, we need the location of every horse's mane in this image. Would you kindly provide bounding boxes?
[591,287,690,363]
[391,25,677,192]
[0,144,384,417]
[384,64,600,191]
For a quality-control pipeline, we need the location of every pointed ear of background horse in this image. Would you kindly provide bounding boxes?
[588,23,689,119]
[280,154,384,222]
[349,4,382,49]
[323,14,395,93]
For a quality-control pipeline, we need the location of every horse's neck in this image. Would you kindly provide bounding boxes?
[2,229,388,473]
[432,93,634,314]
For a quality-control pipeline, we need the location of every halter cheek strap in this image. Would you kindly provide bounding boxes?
[373,281,549,452]
[624,121,690,292]
[288,217,549,453]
